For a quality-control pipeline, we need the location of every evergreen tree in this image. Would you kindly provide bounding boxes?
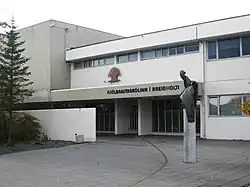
[0,18,34,145]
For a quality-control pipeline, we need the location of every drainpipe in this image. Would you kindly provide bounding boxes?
[201,41,206,139]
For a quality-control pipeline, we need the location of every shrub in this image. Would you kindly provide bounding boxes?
[11,112,41,142]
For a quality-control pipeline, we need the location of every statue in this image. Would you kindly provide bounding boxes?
[180,70,198,123]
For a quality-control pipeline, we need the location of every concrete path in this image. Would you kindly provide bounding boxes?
[0,136,249,187]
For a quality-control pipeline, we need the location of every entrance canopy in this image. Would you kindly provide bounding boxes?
[51,81,203,102]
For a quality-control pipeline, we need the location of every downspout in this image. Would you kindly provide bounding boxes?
[201,41,206,139]
[196,26,206,139]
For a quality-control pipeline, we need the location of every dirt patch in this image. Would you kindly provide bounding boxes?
[0,140,77,155]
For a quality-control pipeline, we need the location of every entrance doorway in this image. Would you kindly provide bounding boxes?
[129,104,138,133]
[152,97,200,134]
[96,103,115,133]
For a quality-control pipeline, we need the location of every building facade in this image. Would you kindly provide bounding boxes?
[18,20,122,102]
[19,15,250,140]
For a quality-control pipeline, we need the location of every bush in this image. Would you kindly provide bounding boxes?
[11,112,41,142]
[0,111,8,143]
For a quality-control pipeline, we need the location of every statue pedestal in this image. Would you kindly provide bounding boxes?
[183,109,197,163]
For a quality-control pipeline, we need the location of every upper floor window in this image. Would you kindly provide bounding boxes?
[105,57,114,65]
[207,41,217,60]
[185,43,199,53]
[73,56,114,70]
[118,53,138,63]
[141,50,155,60]
[207,36,250,60]
[218,38,240,59]
[242,36,250,55]
[74,62,83,69]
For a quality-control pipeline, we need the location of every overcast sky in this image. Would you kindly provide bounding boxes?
[0,0,250,36]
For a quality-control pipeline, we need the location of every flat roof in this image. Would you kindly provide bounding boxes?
[68,13,250,51]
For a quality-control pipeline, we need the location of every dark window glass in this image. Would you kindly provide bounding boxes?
[169,47,177,55]
[208,41,217,59]
[141,50,155,60]
[105,57,114,65]
[218,38,240,59]
[128,53,138,61]
[74,62,82,69]
[177,46,184,54]
[162,48,168,56]
[185,43,199,52]
[242,36,250,55]
[84,60,92,68]
[118,55,128,63]
[155,49,162,58]
[219,95,242,116]
[209,97,218,115]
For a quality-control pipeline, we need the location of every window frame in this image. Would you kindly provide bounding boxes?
[207,36,250,61]
[140,50,155,60]
[208,94,247,117]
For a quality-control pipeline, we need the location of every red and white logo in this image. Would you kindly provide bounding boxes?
[108,67,121,83]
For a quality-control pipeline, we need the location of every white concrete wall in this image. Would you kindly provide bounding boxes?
[206,117,250,140]
[138,99,152,135]
[115,100,130,134]
[18,20,121,102]
[71,52,203,88]
[204,47,250,140]
[19,21,51,102]
[27,108,96,142]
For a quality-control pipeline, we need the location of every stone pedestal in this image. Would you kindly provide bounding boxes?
[183,109,197,163]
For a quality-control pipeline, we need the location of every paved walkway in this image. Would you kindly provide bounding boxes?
[0,136,249,187]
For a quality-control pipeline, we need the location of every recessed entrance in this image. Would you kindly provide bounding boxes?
[96,103,115,133]
[152,97,200,134]
[129,103,138,133]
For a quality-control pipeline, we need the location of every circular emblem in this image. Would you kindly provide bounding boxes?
[108,67,121,83]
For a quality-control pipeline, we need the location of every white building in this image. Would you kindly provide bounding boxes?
[18,20,122,102]
[20,15,250,140]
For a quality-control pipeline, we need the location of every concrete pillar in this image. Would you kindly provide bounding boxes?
[183,109,197,163]
[115,100,130,135]
[138,99,152,136]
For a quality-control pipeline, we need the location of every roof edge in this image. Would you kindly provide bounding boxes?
[68,13,250,51]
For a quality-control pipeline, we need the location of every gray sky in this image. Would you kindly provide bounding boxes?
[0,0,250,36]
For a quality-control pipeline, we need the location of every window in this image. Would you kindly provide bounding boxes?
[84,60,92,68]
[208,95,248,116]
[93,59,99,66]
[128,53,138,62]
[105,57,114,65]
[209,97,218,116]
[99,59,105,66]
[207,41,217,60]
[118,55,128,63]
[242,36,250,55]
[219,95,242,116]
[141,50,155,60]
[155,49,162,58]
[162,48,168,56]
[185,43,199,52]
[118,53,138,63]
[218,38,240,59]
[169,47,177,55]
[74,62,83,69]
[177,46,184,54]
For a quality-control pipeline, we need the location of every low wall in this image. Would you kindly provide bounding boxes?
[26,108,96,142]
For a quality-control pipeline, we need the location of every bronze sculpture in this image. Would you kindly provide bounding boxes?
[180,70,198,123]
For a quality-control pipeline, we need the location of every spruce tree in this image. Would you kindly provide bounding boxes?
[0,18,34,145]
